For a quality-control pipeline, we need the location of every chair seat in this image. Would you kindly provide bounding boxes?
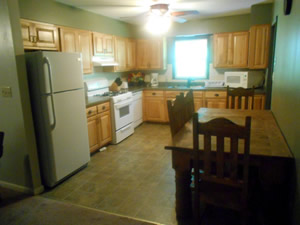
[198,181,245,211]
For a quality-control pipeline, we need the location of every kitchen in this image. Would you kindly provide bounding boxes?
[0,0,299,225]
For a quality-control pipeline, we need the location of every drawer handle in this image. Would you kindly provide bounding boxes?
[215,94,219,97]
[152,93,156,96]
[88,110,92,114]
[102,106,106,110]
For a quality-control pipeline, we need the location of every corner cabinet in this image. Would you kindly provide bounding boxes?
[248,24,271,69]
[136,39,166,70]
[213,31,249,68]
[20,19,60,51]
[59,27,93,74]
[86,102,112,153]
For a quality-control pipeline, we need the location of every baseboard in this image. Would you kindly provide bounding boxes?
[0,180,44,195]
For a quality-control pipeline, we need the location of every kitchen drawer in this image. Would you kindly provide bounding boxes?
[165,91,187,98]
[97,102,110,113]
[144,90,164,97]
[205,91,226,98]
[193,91,204,98]
[86,106,97,118]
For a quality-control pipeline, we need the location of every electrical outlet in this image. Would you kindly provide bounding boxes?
[1,86,12,97]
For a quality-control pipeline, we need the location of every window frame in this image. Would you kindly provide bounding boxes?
[172,35,212,80]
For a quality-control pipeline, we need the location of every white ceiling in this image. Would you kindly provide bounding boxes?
[56,0,273,25]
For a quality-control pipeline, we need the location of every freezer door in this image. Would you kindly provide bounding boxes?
[41,51,84,94]
[41,89,90,186]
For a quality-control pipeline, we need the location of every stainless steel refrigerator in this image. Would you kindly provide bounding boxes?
[25,51,90,187]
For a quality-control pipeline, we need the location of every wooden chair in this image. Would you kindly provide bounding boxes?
[167,90,194,136]
[192,113,251,225]
[226,86,255,110]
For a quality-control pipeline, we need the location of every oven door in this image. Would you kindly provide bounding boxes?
[113,98,133,130]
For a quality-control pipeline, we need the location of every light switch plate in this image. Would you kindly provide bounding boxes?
[1,86,12,97]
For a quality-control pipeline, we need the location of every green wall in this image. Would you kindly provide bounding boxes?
[272,0,300,224]
[251,3,273,25]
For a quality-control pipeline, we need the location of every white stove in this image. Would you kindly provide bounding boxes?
[85,79,134,144]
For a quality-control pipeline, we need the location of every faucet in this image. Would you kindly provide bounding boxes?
[187,78,193,88]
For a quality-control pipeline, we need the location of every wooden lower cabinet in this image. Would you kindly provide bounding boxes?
[144,97,166,122]
[86,102,112,153]
[193,91,204,111]
[204,91,227,109]
[253,95,266,110]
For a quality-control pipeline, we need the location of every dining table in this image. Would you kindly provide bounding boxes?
[165,108,294,223]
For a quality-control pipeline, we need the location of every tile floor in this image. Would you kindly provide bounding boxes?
[42,123,244,225]
[43,123,179,225]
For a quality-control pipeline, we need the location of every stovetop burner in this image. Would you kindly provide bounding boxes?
[93,90,128,97]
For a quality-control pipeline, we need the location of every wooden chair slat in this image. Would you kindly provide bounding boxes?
[216,136,224,178]
[226,86,255,110]
[230,137,239,180]
[204,134,211,176]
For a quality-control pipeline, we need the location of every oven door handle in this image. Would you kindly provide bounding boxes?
[114,99,133,109]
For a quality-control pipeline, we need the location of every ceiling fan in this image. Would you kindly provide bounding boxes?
[122,1,200,24]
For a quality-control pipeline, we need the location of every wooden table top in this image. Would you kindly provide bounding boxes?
[166,108,293,159]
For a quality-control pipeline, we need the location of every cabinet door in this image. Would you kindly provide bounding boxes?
[127,39,136,70]
[194,99,204,111]
[231,32,249,68]
[99,111,112,146]
[60,27,78,53]
[78,30,93,74]
[104,35,114,56]
[114,37,127,72]
[253,95,266,110]
[20,19,35,48]
[213,33,230,68]
[144,97,166,122]
[249,24,271,69]
[87,115,100,153]
[205,99,227,109]
[93,32,105,55]
[34,23,60,50]
[149,39,162,69]
[137,39,150,69]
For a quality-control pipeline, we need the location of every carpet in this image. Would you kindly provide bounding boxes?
[0,196,162,225]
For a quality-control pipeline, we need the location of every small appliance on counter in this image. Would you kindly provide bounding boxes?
[204,80,225,87]
[151,73,159,87]
[225,71,265,88]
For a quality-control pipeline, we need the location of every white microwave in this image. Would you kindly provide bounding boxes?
[224,71,265,88]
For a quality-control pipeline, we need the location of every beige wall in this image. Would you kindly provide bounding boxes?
[0,0,43,193]
[272,1,300,224]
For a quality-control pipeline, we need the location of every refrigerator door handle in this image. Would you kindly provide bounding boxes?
[44,57,56,129]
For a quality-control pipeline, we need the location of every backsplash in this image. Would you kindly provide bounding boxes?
[83,67,129,85]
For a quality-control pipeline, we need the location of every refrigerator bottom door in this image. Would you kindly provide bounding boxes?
[42,89,90,187]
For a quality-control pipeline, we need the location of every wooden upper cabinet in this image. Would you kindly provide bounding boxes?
[136,39,150,69]
[231,32,249,68]
[59,27,77,52]
[114,36,127,72]
[213,33,230,68]
[92,32,114,57]
[136,39,165,70]
[248,24,271,69]
[213,31,249,68]
[77,30,93,74]
[126,39,136,70]
[59,27,93,74]
[20,19,59,50]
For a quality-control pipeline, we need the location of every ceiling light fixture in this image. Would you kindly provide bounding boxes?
[145,14,171,35]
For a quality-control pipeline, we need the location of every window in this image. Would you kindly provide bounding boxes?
[173,36,210,80]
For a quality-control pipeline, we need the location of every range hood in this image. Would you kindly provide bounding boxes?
[92,56,119,67]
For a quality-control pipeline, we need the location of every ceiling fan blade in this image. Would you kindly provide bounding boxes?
[172,16,187,23]
[171,10,199,17]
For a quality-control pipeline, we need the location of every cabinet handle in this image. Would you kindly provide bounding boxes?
[215,94,219,97]
[152,93,156,96]
[88,110,93,115]
[102,106,106,110]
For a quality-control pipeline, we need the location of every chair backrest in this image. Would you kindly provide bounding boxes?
[167,90,194,136]
[226,86,255,110]
[193,113,251,191]
[0,132,4,158]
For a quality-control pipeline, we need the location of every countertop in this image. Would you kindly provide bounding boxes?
[86,86,266,108]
